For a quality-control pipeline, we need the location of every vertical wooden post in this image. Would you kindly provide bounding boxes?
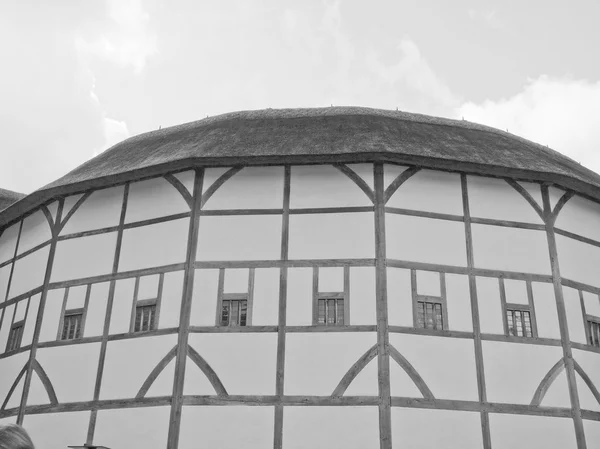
[167,169,204,449]
[274,165,290,449]
[374,163,392,449]
[461,174,492,449]
[542,185,587,449]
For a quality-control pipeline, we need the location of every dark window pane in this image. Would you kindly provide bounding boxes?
[134,304,157,332]
[221,301,230,326]
[327,299,336,324]
[239,301,247,326]
[318,300,326,325]
[336,300,344,325]
[61,313,83,341]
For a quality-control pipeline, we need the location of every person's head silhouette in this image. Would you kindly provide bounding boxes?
[0,424,34,449]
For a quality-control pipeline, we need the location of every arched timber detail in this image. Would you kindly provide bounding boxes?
[384,167,420,204]
[506,179,544,221]
[388,345,434,400]
[530,358,565,406]
[40,206,55,234]
[57,192,92,233]
[573,360,600,406]
[334,164,375,204]
[32,359,58,405]
[551,190,575,223]
[200,167,243,208]
[331,344,378,397]
[1,365,27,410]
[186,345,228,397]
[136,346,178,399]
[164,174,193,209]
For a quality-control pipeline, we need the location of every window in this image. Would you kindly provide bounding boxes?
[317,298,345,325]
[134,300,157,332]
[506,308,533,338]
[61,309,83,340]
[416,301,444,330]
[220,298,248,326]
[588,318,600,347]
[6,321,24,352]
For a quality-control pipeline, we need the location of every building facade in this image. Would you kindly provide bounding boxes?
[0,108,599,449]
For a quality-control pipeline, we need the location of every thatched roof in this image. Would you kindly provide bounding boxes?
[0,188,25,212]
[2,106,600,227]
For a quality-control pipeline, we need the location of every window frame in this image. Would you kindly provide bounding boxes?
[499,278,538,339]
[6,320,25,353]
[215,268,255,327]
[129,274,164,334]
[585,314,600,347]
[60,308,85,341]
[411,270,448,331]
[311,266,350,326]
[56,285,91,341]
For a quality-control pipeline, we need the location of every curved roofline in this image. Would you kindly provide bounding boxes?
[2,106,599,228]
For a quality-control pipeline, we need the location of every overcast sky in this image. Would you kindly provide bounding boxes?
[1,0,599,193]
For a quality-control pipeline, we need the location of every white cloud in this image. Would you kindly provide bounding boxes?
[457,76,600,173]
[467,9,503,29]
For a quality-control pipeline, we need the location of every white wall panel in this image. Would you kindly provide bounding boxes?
[349,267,376,325]
[468,175,543,223]
[138,274,159,299]
[540,370,571,408]
[283,406,380,449]
[84,282,109,338]
[202,167,230,193]
[13,297,27,322]
[109,278,135,335]
[9,245,49,298]
[0,264,11,303]
[0,223,20,263]
[573,349,600,410]
[290,165,372,208]
[555,194,600,242]
[0,350,28,405]
[224,268,249,293]
[27,370,52,406]
[197,215,281,261]
[145,358,175,397]
[483,341,564,404]
[386,214,467,266]
[17,210,51,255]
[577,372,600,412]
[119,218,189,272]
[95,407,170,449]
[517,181,543,209]
[472,225,550,274]
[286,268,312,326]
[392,408,483,449]
[384,164,409,189]
[35,343,101,403]
[61,186,124,234]
[504,279,529,305]
[584,420,600,449]
[318,267,343,292]
[532,282,560,339]
[38,289,64,343]
[190,269,219,326]
[4,368,24,409]
[158,271,184,329]
[563,287,587,344]
[347,163,374,189]
[189,333,277,395]
[390,359,425,397]
[389,334,478,400]
[582,291,600,317]
[387,170,463,216]
[387,267,413,327]
[343,357,378,395]
[252,268,280,325]
[289,213,374,260]
[285,333,377,395]
[446,274,473,332]
[21,294,40,347]
[416,270,440,296]
[52,232,117,282]
[125,177,189,223]
[0,305,15,352]
[557,235,600,287]
[25,411,90,449]
[173,170,195,194]
[203,166,284,210]
[66,285,87,309]
[100,335,177,399]
[180,406,274,449]
[549,186,567,209]
[490,414,576,449]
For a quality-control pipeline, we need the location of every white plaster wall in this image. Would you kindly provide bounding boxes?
[66,285,87,309]
[94,406,170,449]
[61,186,124,234]
[582,291,600,317]
[21,294,40,347]
[532,282,561,340]
[100,335,177,399]
[389,334,478,401]
[180,406,274,449]
[0,350,29,406]
[286,268,312,326]
[283,406,380,449]
[173,170,195,194]
[28,369,53,406]
[563,287,587,344]
[584,420,600,449]
[557,235,600,287]
[52,232,117,282]
[290,165,372,208]
[158,271,184,329]
[197,215,282,261]
[386,214,467,266]
[0,304,15,352]
[384,164,409,190]
[0,223,20,263]
[35,343,101,403]
[285,333,377,395]
[38,288,64,343]
[468,175,543,223]
[387,267,413,327]
[390,360,425,397]
[446,274,473,332]
[138,274,159,299]
[489,414,576,449]
[289,213,374,260]
[9,246,49,298]
[202,167,231,193]
[349,267,377,325]
[109,278,135,335]
[13,297,27,322]
[472,225,550,274]
[573,349,600,412]
[84,282,110,338]
[504,279,529,305]
[190,269,219,326]
[577,373,600,412]
[540,370,571,408]
[483,341,566,405]
[416,270,440,296]
[343,357,378,396]
[145,358,175,397]
[125,177,189,223]
[223,268,249,293]
[318,266,343,292]
[387,169,463,216]
[555,194,600,242]
[17,210,51,255]
[518,181,544,208]
[119,218,189,272]
[188,333,277,395]
[252,268,280,325]
[392,408,483,449]
[347,163,374,189]
[0,264,11,303]
[24,411,90,449]
[203,166,284,209]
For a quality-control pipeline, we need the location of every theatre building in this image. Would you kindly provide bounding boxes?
[0,107,599,449]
